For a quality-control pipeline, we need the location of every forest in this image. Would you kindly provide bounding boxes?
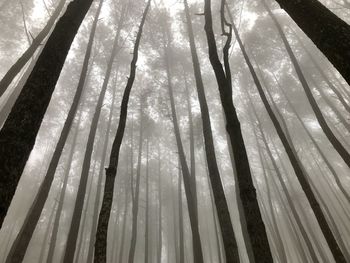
[0,0,349,262]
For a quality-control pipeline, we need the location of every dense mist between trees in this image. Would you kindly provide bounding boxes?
[0,0,349,262]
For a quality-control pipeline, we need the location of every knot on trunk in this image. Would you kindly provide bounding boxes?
[105,167,116,177]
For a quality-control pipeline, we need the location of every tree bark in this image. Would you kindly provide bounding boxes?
[63,4,125,261]
[178,157,185,263]
[163,20,204,262]
[183,1,240,261]
[203,1,273,262]
[271,0,350,85]
[263,1,350,170]
[0,0,95,229]
[93,2,150,262]
[0,0,67,97]
[145,140,150,263]
[157,142,162,263]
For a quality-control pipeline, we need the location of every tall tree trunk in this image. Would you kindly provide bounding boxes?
[145,140,150,263]
[162,19,204,263]
[178,157,185,263]
[38,197,59,263]
[93,2,150,262]
[3,3,103,262]
[203,1,273,261]
[263,1,350,169]
[86,70,119,263]
[117,179,130,263]
[128,99,144,263]
[157,142,162,263]
[0,0,95,228]
[75,160,98,263]
[289,28,350,114]
[272,74,350,204]
[271,0,350,85]
[0,0,67,96]
[183,71,197,215]
[183,1,240,261]
[46,111,82,263]
[63,4,125,260]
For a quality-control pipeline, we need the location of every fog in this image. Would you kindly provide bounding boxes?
[0,0,349,262]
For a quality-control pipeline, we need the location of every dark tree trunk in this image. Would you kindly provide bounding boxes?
[93,2,150,262]
[203,1,272,262]
[63,4,125,261]
[163,21,204,263]
[263,1,350,170]
[0,0,66,96]
[0,0,95,228]
[3,2,103,260]
[271,0,350,85]
[183,1,240,261]
[86,70,118,263]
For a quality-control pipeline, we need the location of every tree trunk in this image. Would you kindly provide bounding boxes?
[271,0,350,85]
[86,69,119,263]
[178,157,185,263]
[0,0,67,96]
[145,140,150,263]
[162,18,204,263]
[63,4,125,260]
[93,2,150,262]
[0,0,95,228]
[3,4,103,263]
[203,1,273,261]
[157,142,162,263]
[183,1,240,261]
[263,1,350,170]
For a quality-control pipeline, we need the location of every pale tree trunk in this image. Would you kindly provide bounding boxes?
[157,142,162,263]
[46,111,83,263]
[0,0,67,96]
[203,1,273,261]
[75,160,98,263]
[38,197,59,263]
[63,2,127,261]
[163,20,204,263]
[171,170,179,263]
[3,2,103,260]
[0,0,95,228]
[183,2,240,261]
[271,0,350,85]
[117,178,130,263]
[86,69,119,263]
[178,157,185,263]
[145,140,150,263]
[93,2,150,262]
[263,1,350,170]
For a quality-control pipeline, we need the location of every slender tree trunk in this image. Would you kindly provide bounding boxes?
[93,2,150,262]
[46,112,82,263]
[145,140,150,263]
[117,179,129,263]
[38,197,58,263]
[178,157,185,263]
[75,161,97,263]
[183,2,240,261]
[86,70,119,263]
[163,20,204,263]
[157,141,162,263]
[171,171,179,263]
[263,1,350,170]
[128,99,144,263]
[4,3,103,261]
[63,6,124,261]
[0,0,67,96]
[271,0,350,85]
[203,1,273,261]
[271,75,350,204]
[0,0,95,228]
